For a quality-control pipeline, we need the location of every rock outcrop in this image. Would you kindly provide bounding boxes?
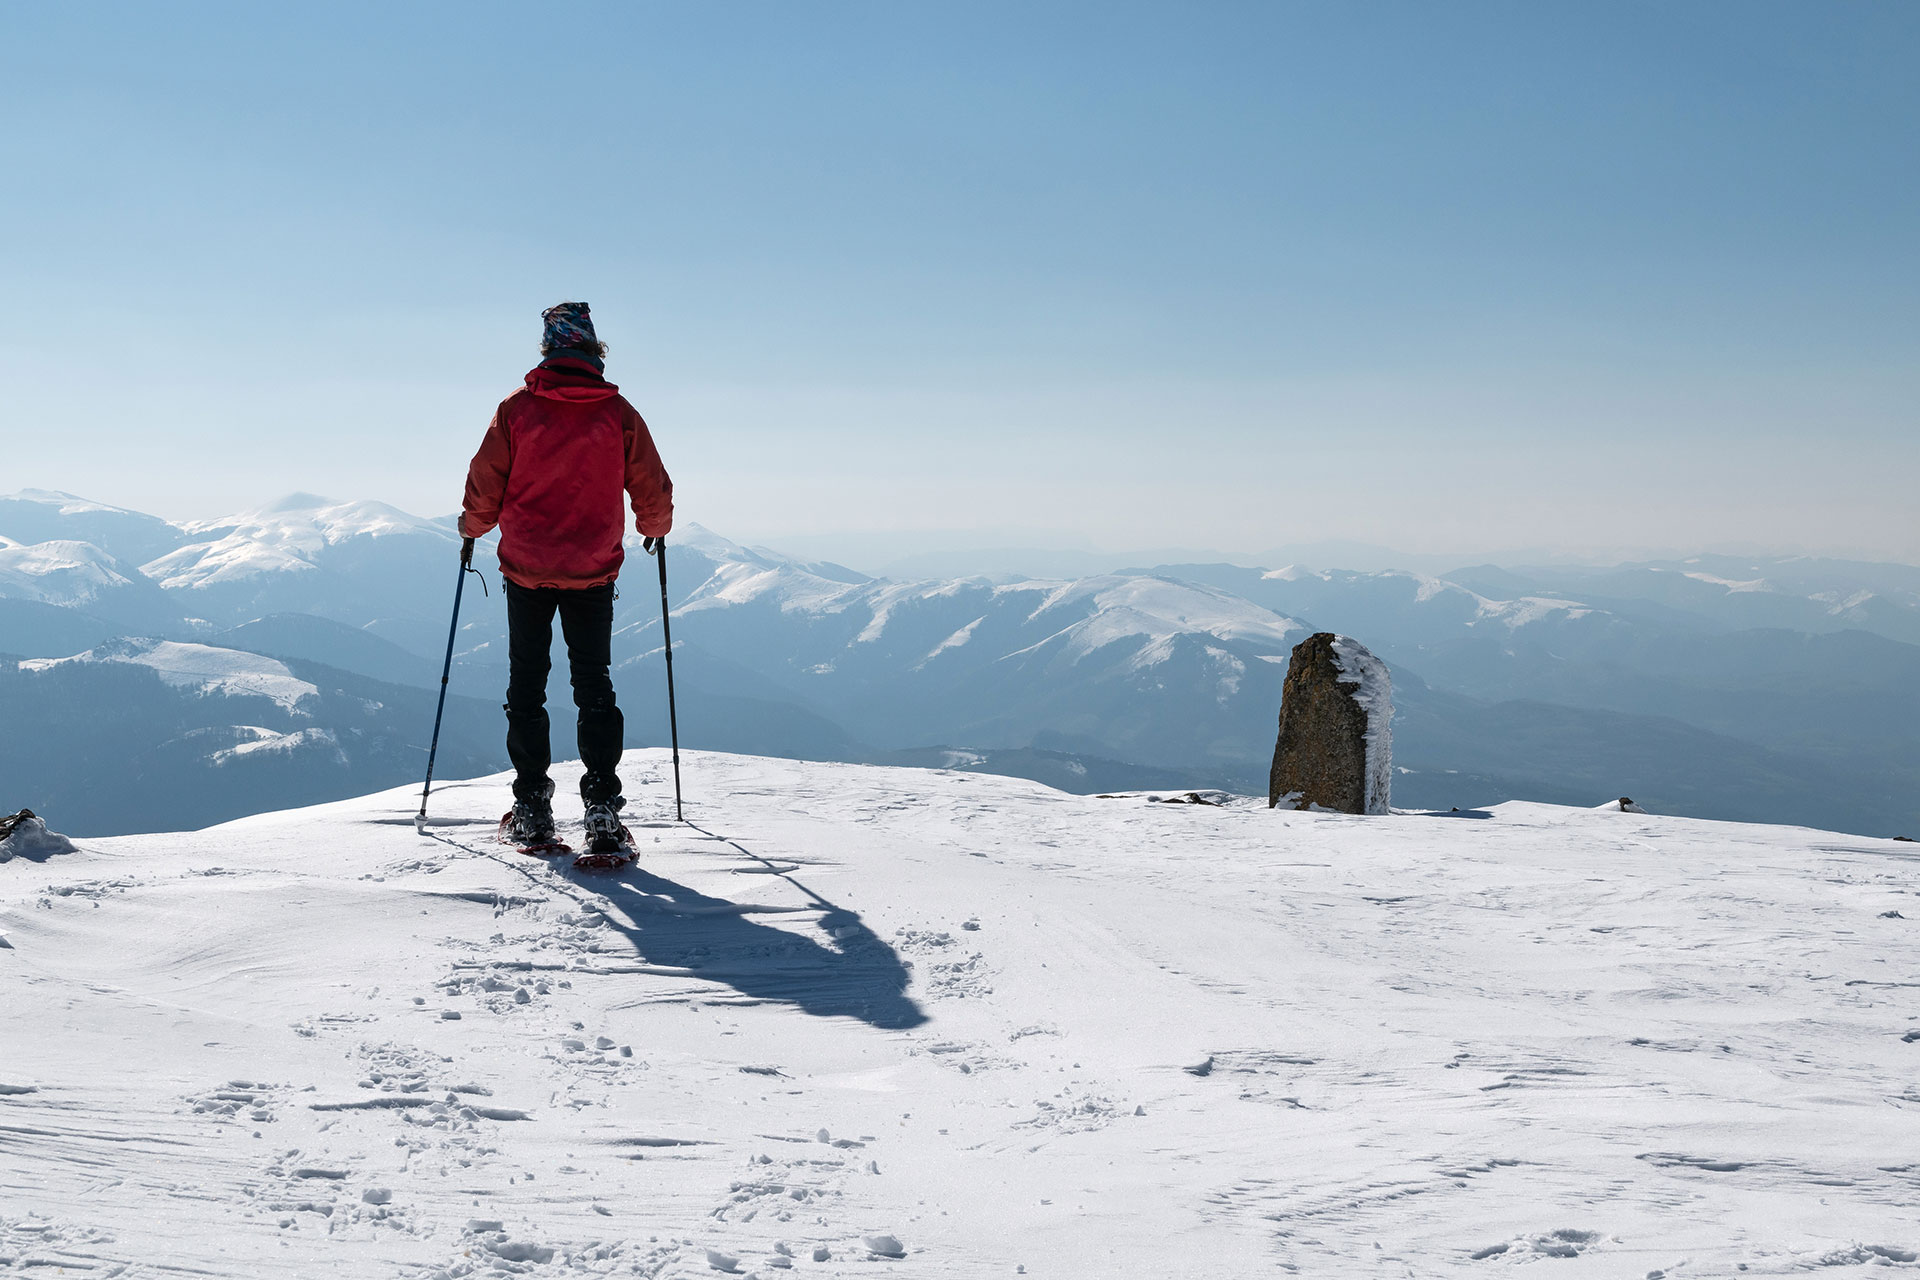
[0,809,79,862]
[1268,633,1392,814]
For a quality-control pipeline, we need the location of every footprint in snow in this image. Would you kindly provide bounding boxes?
[184,1079,283,1126]
[1471,1229,1601,1260]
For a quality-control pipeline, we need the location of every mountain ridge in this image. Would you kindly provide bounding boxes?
[3,489,1916,837]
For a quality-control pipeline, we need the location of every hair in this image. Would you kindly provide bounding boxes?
[540,301,609,358]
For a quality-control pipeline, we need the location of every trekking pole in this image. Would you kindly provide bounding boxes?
[654,538,684,821]
[415,553,487,833]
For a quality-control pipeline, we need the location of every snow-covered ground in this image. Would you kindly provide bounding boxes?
[3,752,1917,1277]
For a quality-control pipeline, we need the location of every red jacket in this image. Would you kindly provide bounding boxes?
[461,358,673,590]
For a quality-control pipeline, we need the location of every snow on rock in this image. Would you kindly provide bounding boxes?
[1329,634,1392,815]
[0,813,77,863]
[1,750,1916,1276]
[19,638,320,710]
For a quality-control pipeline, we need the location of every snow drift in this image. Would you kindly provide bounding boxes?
[3,751,1917,1276]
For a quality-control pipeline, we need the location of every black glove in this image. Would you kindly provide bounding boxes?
[460,536,475,568]
[642,536,661,555]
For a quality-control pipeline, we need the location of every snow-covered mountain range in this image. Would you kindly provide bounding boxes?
[3,753,1917,1274]
[2,487,1916,838]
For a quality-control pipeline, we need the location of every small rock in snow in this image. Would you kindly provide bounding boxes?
[865,1234,906,1258]
[440,1010,461,1020]
[812,1246,831,1262]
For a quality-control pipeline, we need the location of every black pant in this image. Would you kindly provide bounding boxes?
[504,580,623,805]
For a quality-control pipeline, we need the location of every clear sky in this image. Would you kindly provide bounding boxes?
[3,1,1915,564]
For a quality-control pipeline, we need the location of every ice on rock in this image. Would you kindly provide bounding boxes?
[1329,634,1392,815]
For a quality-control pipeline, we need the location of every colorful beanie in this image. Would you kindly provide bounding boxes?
[541,301,598,351]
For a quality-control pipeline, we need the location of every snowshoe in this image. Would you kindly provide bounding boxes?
[500,789,570,857]
[574,798,634,871]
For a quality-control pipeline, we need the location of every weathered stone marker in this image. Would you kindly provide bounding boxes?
[1268,632,1392,814]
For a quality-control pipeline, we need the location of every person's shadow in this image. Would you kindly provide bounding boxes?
[572,824,928,1031]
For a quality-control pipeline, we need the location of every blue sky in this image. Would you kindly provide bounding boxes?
[3,1,1915,563]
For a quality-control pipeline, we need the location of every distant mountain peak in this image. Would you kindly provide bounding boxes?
[262,492,338,513]
[2,488,145,515]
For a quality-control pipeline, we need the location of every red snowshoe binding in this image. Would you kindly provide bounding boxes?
[573,798,634,871]
[499,789,570,857]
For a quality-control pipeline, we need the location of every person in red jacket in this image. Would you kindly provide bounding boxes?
[460,301,673,852]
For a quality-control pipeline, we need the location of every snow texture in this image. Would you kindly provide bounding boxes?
[1329,633,1393,815]
[3,751,1919,1276]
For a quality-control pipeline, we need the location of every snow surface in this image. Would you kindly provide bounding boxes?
[1330,634,1393,815]
[19,639,320,710]
[3,752,1918,1276]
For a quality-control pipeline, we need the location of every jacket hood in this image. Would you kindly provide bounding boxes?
[525,357,619,403]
